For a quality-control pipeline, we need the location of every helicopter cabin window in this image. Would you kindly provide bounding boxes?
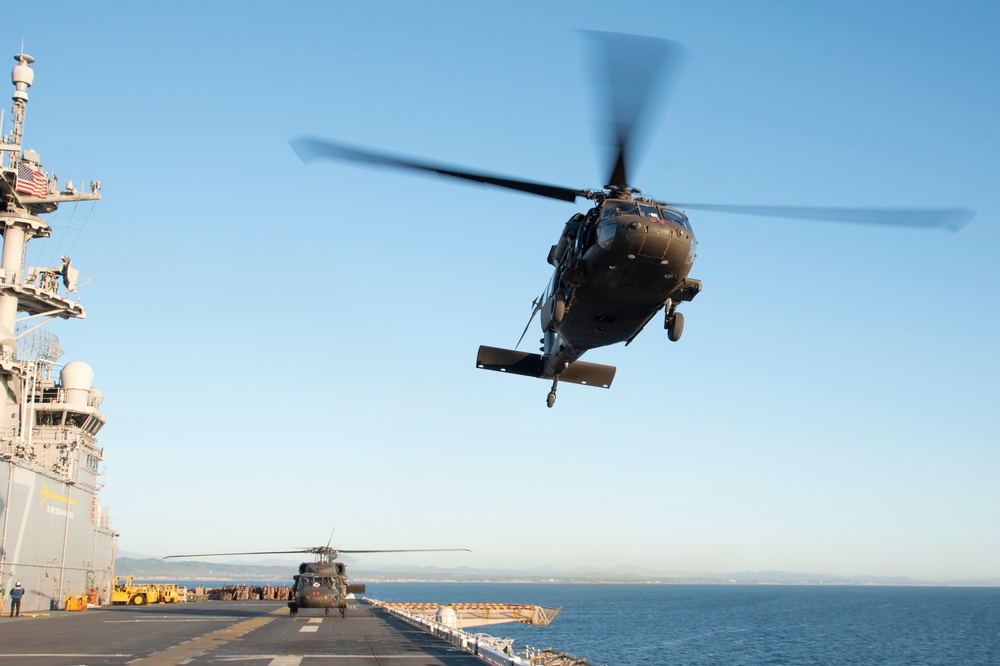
[659,206,692,231]
[597,219,617,249]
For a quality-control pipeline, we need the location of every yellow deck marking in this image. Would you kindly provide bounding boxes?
[40,482,78,506]
[126,612,279,665]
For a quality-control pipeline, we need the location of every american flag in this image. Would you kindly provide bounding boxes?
[15,163,48,197]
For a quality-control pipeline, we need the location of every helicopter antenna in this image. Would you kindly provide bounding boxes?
[515,292,545,349]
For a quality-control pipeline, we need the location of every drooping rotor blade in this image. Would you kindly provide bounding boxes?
[586,31,685,190]
[163,550,313,559]
[337,549,472,554]
[671,203,976,232]
[291,137,590,203]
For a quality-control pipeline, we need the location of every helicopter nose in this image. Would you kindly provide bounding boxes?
[621,220,687,263]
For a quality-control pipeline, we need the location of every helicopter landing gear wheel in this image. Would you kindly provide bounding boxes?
[667,311,684,342]
[341,606,348,618]
[325,607,330,616]
[288,601,298,618]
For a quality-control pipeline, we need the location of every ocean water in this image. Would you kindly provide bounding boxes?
[363,583,1000,666]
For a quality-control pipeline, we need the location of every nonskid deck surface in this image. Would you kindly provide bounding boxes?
[0,600,486,666]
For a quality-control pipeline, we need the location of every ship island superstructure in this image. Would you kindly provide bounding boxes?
[0,52,116,612]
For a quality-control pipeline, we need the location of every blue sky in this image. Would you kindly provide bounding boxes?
[5,1,998,580]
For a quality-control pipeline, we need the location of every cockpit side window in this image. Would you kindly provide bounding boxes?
[659,206,692,231]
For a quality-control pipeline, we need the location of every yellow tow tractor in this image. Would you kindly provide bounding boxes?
[110,576,158,606]
[155,583,183,603]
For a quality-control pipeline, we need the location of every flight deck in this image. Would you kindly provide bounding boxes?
[0,600,499,666]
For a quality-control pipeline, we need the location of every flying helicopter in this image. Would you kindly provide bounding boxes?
[165,545,469,617]
[290,32,975,408]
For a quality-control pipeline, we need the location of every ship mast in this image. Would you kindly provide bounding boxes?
[0,53,101,362]
[0,51,116,611]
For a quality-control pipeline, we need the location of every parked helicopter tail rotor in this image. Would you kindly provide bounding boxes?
[585,31,685,192]
[290,137,592,204]
[670,203,977,231]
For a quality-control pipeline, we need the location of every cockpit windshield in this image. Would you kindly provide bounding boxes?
[601,200,690,231]
[639,203,661,220]
[600,200,639,219]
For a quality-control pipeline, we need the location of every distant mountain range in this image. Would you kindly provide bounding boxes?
[114,556,1000,587]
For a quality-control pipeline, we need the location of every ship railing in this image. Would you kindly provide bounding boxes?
[0,438,76,483]
[366,597,601,666]
[0,266,77,298]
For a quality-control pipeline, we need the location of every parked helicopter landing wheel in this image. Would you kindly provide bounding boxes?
[325,607,330,616]
[341,606,348,618]
[667,312,684,342]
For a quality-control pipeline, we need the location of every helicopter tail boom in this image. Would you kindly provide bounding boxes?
[476,346,615,388]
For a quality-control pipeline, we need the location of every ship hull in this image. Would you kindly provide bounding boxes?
[0,462,116,612]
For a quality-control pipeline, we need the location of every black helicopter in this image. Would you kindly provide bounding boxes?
[290,32,974,408]
[165,545,469,617]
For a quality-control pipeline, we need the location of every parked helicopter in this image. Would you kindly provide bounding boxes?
[290,32,974,408]
[165,545,469,617]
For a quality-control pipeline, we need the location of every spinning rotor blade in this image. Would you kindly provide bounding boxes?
[164,550,313,559]
[671,203,976,231]
[587,31,685,190]
[291,138,589,203]
[337,549,472,554]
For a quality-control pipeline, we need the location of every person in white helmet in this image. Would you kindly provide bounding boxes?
[9,582,24,617]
